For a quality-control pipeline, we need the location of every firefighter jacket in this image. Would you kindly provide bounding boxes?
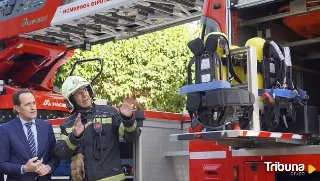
[55,104,140,181]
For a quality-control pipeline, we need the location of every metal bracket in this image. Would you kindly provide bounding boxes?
[82,41,91,51]
[290,0,307,14]
[230,0,238,9]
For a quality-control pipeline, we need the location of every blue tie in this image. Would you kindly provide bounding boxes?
[25,122,37,157]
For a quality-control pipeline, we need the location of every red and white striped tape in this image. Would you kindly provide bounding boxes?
[241,130,307,140]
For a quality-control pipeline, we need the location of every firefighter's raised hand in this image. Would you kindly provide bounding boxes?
[73,113,92,137]
[119,94,136,117]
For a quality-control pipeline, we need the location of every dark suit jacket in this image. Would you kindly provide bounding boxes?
[0,118,60,181]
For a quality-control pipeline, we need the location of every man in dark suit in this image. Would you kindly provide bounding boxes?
[0,89,60,181]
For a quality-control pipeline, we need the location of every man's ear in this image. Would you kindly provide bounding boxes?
[14,105,20,113]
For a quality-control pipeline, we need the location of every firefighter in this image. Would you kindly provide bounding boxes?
[55,75,140,181]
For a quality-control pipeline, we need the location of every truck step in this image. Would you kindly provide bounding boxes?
[170,130,311,148]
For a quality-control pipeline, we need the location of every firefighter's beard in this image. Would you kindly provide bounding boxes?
[76,101,92,112]
[72,97,93,112]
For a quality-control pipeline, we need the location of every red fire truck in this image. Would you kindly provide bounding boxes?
[170,0,320,180]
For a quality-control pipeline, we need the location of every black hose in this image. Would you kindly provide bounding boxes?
[201,24,207,41]
[218,53,223,80]
[263,42,285,89]
[218,35,242,84]
[187,57,196,85]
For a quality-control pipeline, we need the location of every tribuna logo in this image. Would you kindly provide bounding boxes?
[265,162,304,172]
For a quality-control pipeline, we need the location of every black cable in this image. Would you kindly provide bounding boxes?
[220,35,242,84]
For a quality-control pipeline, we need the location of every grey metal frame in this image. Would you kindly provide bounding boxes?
[231,46,259,131]
[238,0,318,27]
[234,0,279,9]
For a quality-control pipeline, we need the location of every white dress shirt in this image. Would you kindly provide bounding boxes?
[20,118,38,174]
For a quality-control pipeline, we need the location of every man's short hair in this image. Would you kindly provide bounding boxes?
[12,89,34,106]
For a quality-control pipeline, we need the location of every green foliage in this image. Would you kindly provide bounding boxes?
[54,22,201,113]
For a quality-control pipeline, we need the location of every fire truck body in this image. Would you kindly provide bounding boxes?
[174,0,320,180]
[0,1,202,180]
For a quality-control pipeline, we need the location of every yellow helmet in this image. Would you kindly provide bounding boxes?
[61,75,95,110]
